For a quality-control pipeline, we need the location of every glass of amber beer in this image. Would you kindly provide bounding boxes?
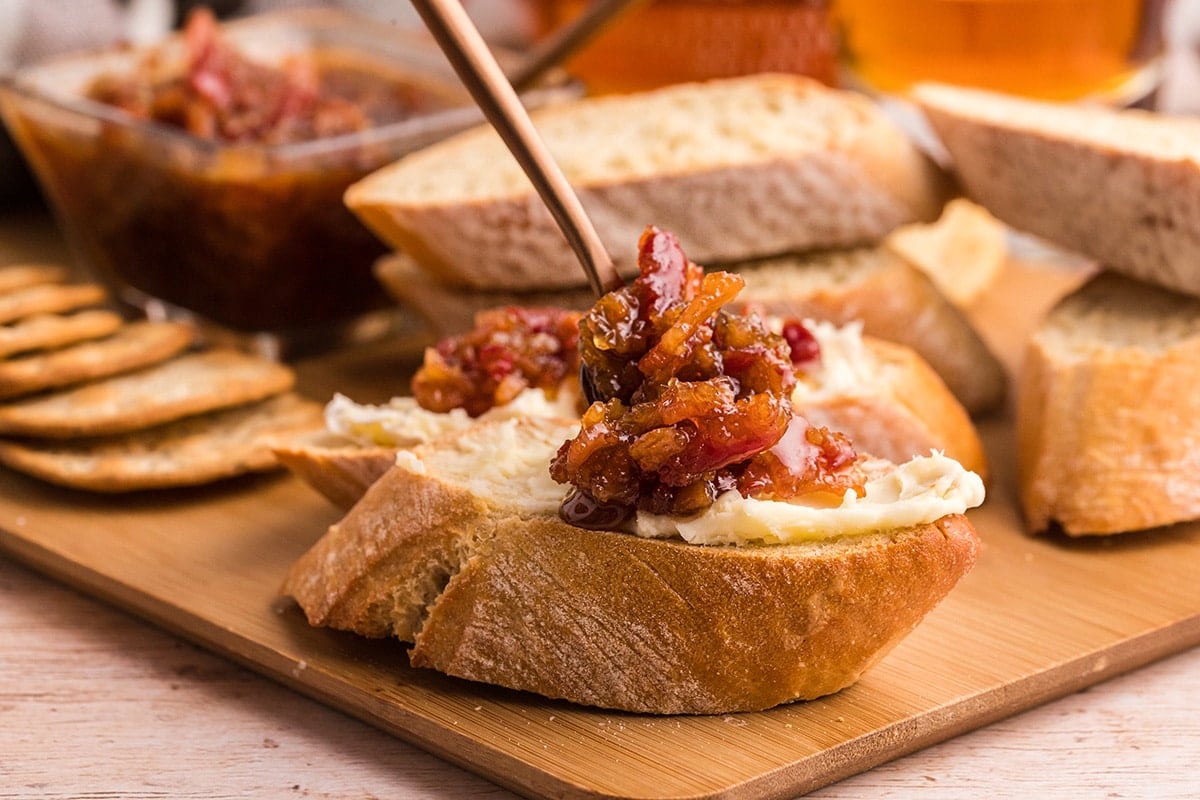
[532,1,839,95]
[833,0,1166,103]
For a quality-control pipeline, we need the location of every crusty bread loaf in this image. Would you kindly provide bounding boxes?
[347,74,950,291]
[1018,271,1200,536]
[735,247,1006,415]
[913,83,1200,297]
[884,198,1007,307]
[375,246,1005,415]
[284,416,981,714]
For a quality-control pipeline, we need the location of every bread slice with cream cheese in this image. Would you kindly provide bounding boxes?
[278,317,987,509]
[375,242,1005,416]
[282,415,982,714]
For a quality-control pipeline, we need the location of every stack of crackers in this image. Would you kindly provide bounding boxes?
[0,263,326,492]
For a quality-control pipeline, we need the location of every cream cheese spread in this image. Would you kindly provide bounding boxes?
[634,452,985,545]
[324,385,580,449]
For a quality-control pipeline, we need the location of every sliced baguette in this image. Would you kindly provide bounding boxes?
[884,198,1007,307]
[797,323,987,480]
[274,432,398,510]
[1018,271,1200,536]
[347,74,949,291]
[375,246,1006,414]
[913,83,1200,297]
[283,416,981,714]
[735,247,1006,415]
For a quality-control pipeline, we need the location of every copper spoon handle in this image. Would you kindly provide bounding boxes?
[507,0,650,92]
[410,0,624,297]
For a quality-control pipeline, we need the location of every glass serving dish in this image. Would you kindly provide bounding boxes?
[0,8,575,355]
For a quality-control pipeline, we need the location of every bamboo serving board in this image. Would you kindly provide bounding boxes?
[2,260,1199,800]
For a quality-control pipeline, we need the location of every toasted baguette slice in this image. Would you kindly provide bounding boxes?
[277,385,582,508]
[375,247,1006,414]
[735,247,1006,415]
[913,83,1200,297]
[0,393,324,492]
[884,198,1007,307]
[284,416,981,714]
[274,432,398,510]
[1018,271,1200,536]
[373,253,594,340]
[347,75,949,291]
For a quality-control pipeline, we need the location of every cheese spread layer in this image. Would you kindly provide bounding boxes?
[634,451,985,545]
[324,386,579,448]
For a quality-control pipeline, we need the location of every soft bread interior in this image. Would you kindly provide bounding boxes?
[1036,271,1200,356]
[393,416,570,517]
[350,76,883,204]
[914,83,1200,158]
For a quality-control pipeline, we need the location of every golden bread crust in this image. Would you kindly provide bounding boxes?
[410,514,979,714]
[283,418,981,713]
[1018,273,1200,535]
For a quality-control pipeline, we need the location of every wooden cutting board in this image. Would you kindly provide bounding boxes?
[1,259,1199,800]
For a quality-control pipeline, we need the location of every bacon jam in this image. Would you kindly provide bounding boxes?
[550,227,863,528]
[86,7,441,145]
[18,7,459,332]
[412,306,582,418]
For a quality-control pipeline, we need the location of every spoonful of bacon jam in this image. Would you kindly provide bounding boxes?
[551,226,864,529]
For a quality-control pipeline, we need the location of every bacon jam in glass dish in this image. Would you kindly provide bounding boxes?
[86,8,440,146]
[551,226,864,529]
[0,8,505,335]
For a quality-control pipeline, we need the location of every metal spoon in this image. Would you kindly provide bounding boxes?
[409,0,625,298]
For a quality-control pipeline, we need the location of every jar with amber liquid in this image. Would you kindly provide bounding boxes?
[833,0,1166,102]
[532,1,838,94]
